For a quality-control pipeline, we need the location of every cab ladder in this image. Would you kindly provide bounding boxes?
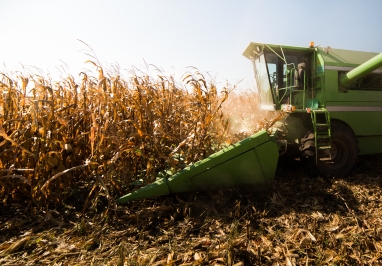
[311,109,332,163]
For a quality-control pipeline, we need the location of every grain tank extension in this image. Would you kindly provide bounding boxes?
[117,43,382,203]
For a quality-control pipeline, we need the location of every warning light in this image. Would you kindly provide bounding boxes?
[309,41,315,48]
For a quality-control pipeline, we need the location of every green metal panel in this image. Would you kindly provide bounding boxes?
[323,70,339,100]
[166,140,278,193]
[315,52,325,75]
[168,129,271,179]
[116,130,279,203]
[327,106,382,136]
[327,90,382,103]
[357,136,382,155]
[317,47,380,67]
[254,139,280,180]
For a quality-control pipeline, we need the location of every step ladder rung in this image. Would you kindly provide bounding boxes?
[317,145,331,150]
[317,142,331,146]
[316,135,330,139]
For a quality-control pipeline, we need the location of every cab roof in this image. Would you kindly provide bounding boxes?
[243,42,380,68]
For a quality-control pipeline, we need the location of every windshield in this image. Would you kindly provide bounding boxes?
[265,53,298,90]
[252,53,274,109]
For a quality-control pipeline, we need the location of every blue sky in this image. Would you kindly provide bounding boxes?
[1,0,381,90]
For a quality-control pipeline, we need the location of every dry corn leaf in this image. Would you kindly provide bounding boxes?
[0,236,30,256]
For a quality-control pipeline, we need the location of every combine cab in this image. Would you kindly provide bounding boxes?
[117,42,382,203]
[243,42,382,177]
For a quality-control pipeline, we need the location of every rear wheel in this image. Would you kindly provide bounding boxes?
[317,122,358,177]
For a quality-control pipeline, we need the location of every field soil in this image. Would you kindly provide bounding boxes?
[1,154,382,265]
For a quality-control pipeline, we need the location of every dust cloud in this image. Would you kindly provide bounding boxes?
[221,90,268,139]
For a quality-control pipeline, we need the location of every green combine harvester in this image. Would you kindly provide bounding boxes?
[117,42,382,203]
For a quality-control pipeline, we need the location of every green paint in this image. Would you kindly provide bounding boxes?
[116,130,279,203]
[243,42,382,176]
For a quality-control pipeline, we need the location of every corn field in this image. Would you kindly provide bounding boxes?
[0,64,267,211]
[1,64,382,265]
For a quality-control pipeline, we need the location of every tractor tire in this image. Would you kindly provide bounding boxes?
[317,122,358,178]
